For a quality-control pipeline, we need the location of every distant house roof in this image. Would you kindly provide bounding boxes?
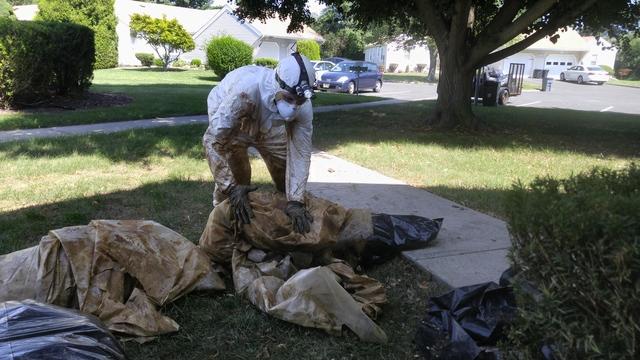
[528,28,590,52]
[12,4,38,20]
[117,0,218,34]
[250,16,323,42]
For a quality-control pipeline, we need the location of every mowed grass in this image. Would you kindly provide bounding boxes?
[383,72,434,83]
[313,102,640,218]
[608,78,640,88]
[0,68,384,131]
[0,124,444,359]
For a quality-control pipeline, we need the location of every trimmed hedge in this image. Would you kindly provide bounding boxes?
[37,0,118,69]
[504,164,640,359]
[296,39,320,60]
[254,57,278,69]
[206,35,253,78]
[0,19,95,108]
[135,52,154,67]
[190,58,202,67]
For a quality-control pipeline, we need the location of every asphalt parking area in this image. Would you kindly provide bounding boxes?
[502,79,640,115]
[340,78,640,116]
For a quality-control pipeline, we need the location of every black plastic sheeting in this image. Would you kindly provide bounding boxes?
[363,214,443,265]
[415,282,517,360]
[0,300,126,360]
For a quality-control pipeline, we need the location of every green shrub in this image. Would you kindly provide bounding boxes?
[296,39,320,60]
[254,57,278,69]
[0,19,94,108]
[135,52,154,67]
[172,59,187,68]
[153,58,164,67]
[1,0,15,19]
[504,164,640,359]
[190,58,202,67]
[599,64,614,75]
[206,35,253,78]
[37,0,117,69]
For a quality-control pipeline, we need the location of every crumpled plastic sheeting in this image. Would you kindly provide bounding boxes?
[415,282,517,360]
[200,192,389,343]
[0,220,225,338]
[0,300,126,360]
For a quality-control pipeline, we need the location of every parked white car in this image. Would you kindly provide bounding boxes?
[560,65,609,85]
[310,61,335,87]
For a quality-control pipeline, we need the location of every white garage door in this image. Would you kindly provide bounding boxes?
[255,42,279,60]
[544,54,577,78]
[502,54,534,78]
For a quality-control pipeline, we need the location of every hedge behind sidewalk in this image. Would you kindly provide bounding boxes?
[0,19,95,108]
[504,164,640,359]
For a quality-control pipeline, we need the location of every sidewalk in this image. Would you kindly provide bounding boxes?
[308,151,510,289]
[0,99,407,143]
[0,98,511,288]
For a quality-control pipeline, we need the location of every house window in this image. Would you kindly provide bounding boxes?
[553,62,559,65]
[546,61,552,65]
[567,62,573,65]
[560,62,565,65]
[590,54,597,65]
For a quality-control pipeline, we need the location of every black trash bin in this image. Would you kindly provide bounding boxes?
[482,80,500,106]
[533,69,542,79]
[542,77,554,92]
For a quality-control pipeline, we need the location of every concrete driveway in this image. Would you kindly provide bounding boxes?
[358,79,640,115]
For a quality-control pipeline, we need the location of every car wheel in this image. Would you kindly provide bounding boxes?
[373,80,382,93]
[560,73,566,81]
[498,89,509,105]
[577,75,584,84]
[347,81,355,95]
[597,82,605,85]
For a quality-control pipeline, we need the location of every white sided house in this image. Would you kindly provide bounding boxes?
[13,0,323,66]
[364,40,431,73]
[491,29,618,79]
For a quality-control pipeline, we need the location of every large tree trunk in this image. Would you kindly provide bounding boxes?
[427,53,479,130]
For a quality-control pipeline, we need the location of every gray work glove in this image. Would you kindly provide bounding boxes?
[229,185,258,225]
[285,201,314,234]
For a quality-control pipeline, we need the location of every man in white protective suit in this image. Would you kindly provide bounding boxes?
[203,52,316,234]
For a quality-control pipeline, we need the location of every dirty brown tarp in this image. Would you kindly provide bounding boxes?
[199,192,389,343]
[0,220,225,337]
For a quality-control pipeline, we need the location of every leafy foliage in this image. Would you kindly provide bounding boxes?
[0,19,94,108]
[190,58,202,67]
[130,13,195,71]
[206,35,253,78]
[1,0,15,18]
[616,35,640,78]
[135,52,154,67]
[136,0,209,9]
[37,0,117,69]
[296,39,320,60]
[254,57,278,68]
[504,164,640,359]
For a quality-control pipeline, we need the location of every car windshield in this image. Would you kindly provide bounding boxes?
[330,62,360,72]
[587,66,603,71]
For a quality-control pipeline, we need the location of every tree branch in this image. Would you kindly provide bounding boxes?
[478,0,600,67]
[477,0,523,39]
[414,0,448,44]
[449,0,473,50]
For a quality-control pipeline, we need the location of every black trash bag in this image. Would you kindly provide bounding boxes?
[363,214,443,264]
[0,300,126,360]
[415,282,517,360]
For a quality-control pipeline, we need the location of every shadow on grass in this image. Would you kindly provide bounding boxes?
[119,67,189,73]
[197,75,220,82]
[0,124,208,163]
[313,101,640,159]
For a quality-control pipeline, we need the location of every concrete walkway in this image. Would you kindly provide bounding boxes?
[0,98,511,288]
[0,99,406,143]
[308,151,510,289]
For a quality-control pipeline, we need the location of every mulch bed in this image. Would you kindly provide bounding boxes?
[0,92,133,114]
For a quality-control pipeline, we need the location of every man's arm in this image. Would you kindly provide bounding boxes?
[285,101,313,202]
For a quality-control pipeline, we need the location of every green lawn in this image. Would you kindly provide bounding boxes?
[0,124,445,359]
[608,78,640,88]
[313,102,640,219]
[0,68,384,131]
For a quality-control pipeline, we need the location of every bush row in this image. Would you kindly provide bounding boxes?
[0,19,95,108]
[504,164,640,359]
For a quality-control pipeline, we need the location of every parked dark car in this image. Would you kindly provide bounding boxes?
[323,57,350,64]
[316,61,383,94]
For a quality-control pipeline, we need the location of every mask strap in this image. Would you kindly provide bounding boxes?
[292,52,310,87]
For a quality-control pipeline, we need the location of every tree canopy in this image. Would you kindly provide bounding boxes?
[235,0,640,130]
[0,0,15,18]
[137,0,210,9]
[130,13,195,70]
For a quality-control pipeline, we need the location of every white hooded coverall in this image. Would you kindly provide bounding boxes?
[203,65,313,205]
